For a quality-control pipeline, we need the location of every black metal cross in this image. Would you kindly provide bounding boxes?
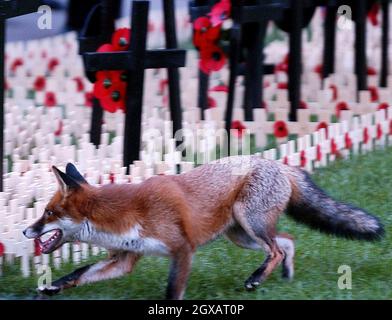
[0,0,40,191]
[82,0,186,172]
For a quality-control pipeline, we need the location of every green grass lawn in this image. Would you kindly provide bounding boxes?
[1,147,392,300]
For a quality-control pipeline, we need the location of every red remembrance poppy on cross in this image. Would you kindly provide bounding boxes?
[313,64,322,75]
[277,82,288,89]
[44,91,57,107]
[100,87,126,113]
[376,124,383,140]
[330,138,338,155]
[209,0,231,27]
[378,102,389,110]
[316,121,329,139]
[97,43,116,53]
[300,101,308,109]
[367,66,377,75]
[159,78,169,95]
[209,84,229,93]
[300,150,307,167]
[33,76,46,91]
[367,2,380,26]
[344,133,353,149]
[54,120,63,136]
[316,144,322,161]
[199,45,226,74]
[112,28,131,51]
[0,242,4,256]
[335,101,349,118]
[73,77,85,92]
[329,84,338,101]
[208,96,217,108]
[273,120,289,138]
[193,17,221,49]
[48,57,59,72]
[11,58,23,73]
[368,86,379,102]
[231,120,246,138]
[363,127,370,144]
[85,92,93,107]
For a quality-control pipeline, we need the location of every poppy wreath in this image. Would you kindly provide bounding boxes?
[192,0,231,75]
[93,28,131,113]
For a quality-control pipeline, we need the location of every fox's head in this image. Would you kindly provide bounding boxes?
[23,163,91,254]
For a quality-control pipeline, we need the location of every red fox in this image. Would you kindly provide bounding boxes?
[23,156,384,299]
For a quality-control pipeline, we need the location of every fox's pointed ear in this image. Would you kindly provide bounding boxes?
[52,166,81,195]
[65,163,88,184]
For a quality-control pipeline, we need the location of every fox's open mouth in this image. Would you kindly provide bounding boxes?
[36,229,63,254]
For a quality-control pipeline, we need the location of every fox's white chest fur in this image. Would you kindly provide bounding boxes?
[77,221,169,256]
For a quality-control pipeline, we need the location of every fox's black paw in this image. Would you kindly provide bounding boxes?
[36,286,62,296]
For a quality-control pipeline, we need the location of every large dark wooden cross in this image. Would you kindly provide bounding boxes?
[0,0,40,191]
[82,0,186,172]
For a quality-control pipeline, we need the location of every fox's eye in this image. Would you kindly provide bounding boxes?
[46,210,54,216]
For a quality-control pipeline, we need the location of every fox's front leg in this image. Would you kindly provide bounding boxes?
[38,251,141,295]
[166,246,194,300]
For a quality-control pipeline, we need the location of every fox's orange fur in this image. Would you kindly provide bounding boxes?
[24,157,384,299]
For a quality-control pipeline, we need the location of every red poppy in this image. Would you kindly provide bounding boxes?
[367,66,377,75]
[316,144,322,161]
[275,54,289,73]
[330,138,338,155]
[48,57,59,72]
[0,242,4,256]
[316,121,329,139]
[329,84,338,101]
[109,173,115,184]
[344,133,352,149]
[97,43,116,53]
[34,239,41,256]
[73,77,85,92]
[277,82,288,89]
[44,91,57,107]
[368,86,379,102]
[376,124,383,140]
[335,101,349,118]
[363,127,369,144]
[283,156,289,165]
[193,17,221,49]
[54,120,63,136]
[111,28,131,51]
[300,150,307,167]
[34,76,46,91]
[300,101,308,109]
[378,102,389,111]
[94,70,126,99]
[209,84,229,92]
[368,2,380,26]
[209,0,231,27]
[208,96,217,108]
[100,86,126,113]
[199,45,226,74]
[231,120,247,138]
[11,58,23,73]
[273,120,289,138]
[313,64,322,74]
[85,92,93,107]
[159,78,169,95]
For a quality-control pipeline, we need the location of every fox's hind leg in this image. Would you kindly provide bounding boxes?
[38,251,141,296]
[225,225,295,280]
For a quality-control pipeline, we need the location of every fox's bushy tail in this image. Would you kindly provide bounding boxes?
[286,168,384,241]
